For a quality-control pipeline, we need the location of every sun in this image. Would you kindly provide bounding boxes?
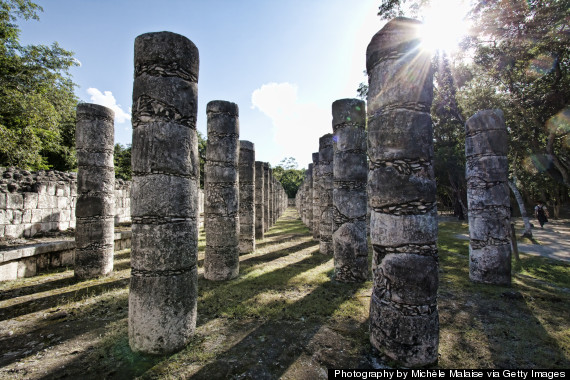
[419,0,471,53]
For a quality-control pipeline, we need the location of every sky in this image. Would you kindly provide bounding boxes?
[19,0,385,170]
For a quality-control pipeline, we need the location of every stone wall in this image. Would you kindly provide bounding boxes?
[0,168,132,240]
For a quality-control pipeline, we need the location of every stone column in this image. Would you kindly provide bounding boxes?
[204,101,240,280]
[466,109,511,285]
[366,18,438,367]
[332,98,368,283]
[254,161,264,240]
[263,162,270,232]
[306,164,313,231]
[129,31,199,354]
[269,168,274,227]
[239,140,255,254]
[319,133,334,255]
[75,103,115,280]
[312,152,320,240]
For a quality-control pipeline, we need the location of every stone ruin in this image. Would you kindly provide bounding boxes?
[466,109,511,285]
[204,100,240,281]
[129,31,199,354]
[332,98,368,283]
[366,18,439,367]
[311,152,320,240]
[254,160,265,240]
[318,133,334,255]
[74,103,116,280]
[239,140,255,254]
[263,162,270,233]
[1,16,525,369]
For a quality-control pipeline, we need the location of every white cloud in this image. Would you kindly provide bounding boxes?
[251,82,331,169]
[86,88,131,124]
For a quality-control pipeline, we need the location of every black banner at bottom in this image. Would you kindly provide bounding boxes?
[328,369,568,380]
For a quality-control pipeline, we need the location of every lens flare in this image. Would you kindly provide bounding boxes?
[419,0,471,53]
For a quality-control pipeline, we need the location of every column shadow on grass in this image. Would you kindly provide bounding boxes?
[0,276,129,322]
[188,272,367,379]
[32,245,329,379]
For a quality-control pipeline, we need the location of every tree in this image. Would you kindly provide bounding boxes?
[273,159,305,198]
[373,0,570,215]
[114,143,131,180]
[432,52,467,219]
[278,157,298,170]
[459,0,570,213]
[0,0,79,170]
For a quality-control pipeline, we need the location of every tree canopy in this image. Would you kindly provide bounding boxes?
[273,157,304,198]
[368,0,570,215]
[0,0,79,171]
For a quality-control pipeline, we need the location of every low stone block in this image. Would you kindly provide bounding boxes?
[6,193,23,209]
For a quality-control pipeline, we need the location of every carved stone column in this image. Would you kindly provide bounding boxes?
[75,103,115,280]
[238,140,255,254]
[319,133,334,255]
[129,31,199,354]
[204,100,240,280]
[366,18,438,367]
[263,162,270,232]
[332,98,368,283]
[254,161,264,240]
[466,109,511,285]
[312,152,320,240]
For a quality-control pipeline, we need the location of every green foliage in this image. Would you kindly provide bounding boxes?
[372,0,570,211]
[0,0,79,171]
[273,157,305,198]
[114,143,131,180]
[432,52,467,217]
[459,0,570,206]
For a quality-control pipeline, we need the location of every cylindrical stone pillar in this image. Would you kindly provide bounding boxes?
[466,109,511,285]
[312,152,320,240]
[306,164,314,231]
[75,103,115,280]
[319,133,334,255]
[332,98,368,283]
[366,18,438,367]
[255,161,265,240]
[239,140,255,254]
[204,101,240,280]
[129,31,199,354]
[269,168,274,227]
[263,163,270,232]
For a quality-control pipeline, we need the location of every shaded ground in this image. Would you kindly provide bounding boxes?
[0,209,568,379]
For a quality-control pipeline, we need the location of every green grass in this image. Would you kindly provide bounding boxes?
[1,210,568,378]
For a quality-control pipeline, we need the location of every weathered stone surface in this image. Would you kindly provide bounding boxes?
[469,244,512,285]
[129,31,199,354]
[129,268,197,355]
[366,18,438,367]
[239,141,255,254]
[332,99,368,282]
[204,100,240,281]
[74,103,115,280]
[305,164,313,231]
[254,161,264,239]
[465,109,511,285]
[312,152,320,240]
[269,168,274,227]
[263,163,270,232]
[319,134,334,255]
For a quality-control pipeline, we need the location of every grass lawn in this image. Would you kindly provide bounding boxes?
[0,209,568,379]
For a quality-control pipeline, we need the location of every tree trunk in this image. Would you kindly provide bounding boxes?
[508,180,532,238]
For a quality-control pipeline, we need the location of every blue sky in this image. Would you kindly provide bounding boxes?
[19,0,384,169]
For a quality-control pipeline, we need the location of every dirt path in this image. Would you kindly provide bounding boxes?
[512,218,570,263]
